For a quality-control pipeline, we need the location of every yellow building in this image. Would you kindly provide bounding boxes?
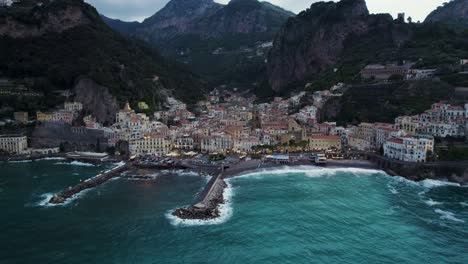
[0,135,28,154]
[36,111,54,122]
[307,135,341,151]
[129,135,172,157]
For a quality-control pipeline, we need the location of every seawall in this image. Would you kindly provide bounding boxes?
[352,152,468,185]
[172,172,228,220]
[49,162,129,204]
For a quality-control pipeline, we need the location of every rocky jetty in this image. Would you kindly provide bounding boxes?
[172,174,228,220]
[49,163,129,204]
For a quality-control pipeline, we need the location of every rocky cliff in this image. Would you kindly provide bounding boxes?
[137,0,223,42]
[267,0,393,92]
[0,0,205,118]
[425,0,468,24]
[133,0,293,41]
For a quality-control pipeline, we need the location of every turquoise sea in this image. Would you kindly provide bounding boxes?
[0,160,467,264]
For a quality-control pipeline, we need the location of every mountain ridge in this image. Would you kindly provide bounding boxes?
[103,0,294,89]
[0,0,205,123]
[425,0,468,24]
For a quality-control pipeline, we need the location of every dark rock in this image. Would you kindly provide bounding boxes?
[425,0,468,24]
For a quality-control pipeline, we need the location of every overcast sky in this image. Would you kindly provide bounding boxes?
[86,0,447,23]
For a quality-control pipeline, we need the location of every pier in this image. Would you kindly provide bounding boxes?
[49,162,130,204]
[173,166,228,220]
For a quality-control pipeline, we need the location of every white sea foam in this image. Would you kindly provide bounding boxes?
[434,209,465,223]
[234,166,383,180]
[167,182,234,227]
[34,188,94,207]
[7,160,33,163]
[37,157,66,161]
[36,193,55,207]
[425,199,443,206]
[389,176,461,190]
[460,202,468,207]
[388,186,399,194]
[54,161,95,167]
[420,179,460,189]
[112,161,126,167]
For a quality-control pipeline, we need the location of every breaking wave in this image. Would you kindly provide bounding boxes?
[420,179,460,189]
[54,161,95,167]
[434,209,465,223]
[234,166,384,180]
[425,199,443,207]
[6,160,33,163]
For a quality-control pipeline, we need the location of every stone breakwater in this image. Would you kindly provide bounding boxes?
[172,173,228,220]
[49,163,129,204]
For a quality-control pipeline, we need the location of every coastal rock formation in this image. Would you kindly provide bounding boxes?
[425,0,468,24]
[267,0,384,92]
[0,1,93,38]
[73,78,119,125]
[136,0,222,41]
[173,177,228,220]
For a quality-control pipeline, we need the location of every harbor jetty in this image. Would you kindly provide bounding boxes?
[173,169,228,220]
[49,162,129,204]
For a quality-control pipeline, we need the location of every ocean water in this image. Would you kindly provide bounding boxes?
[0,162,467,264]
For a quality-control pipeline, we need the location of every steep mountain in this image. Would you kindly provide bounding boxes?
[138,0,223,42]
[0,0,205,123]
[267,0,468,93]
[104,0,294,90]
[268,0,390,92]
[425,0,468,24]
[100,15,139,35]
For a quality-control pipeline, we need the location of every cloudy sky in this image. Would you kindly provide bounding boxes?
[86,0,447,23]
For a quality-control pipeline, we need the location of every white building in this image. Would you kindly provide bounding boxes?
[64,102,83,112]
[235,137,260,152]
[175,135,194,150]
[201,134,232,153]
[0,135,28,154]
[383,136,433,163]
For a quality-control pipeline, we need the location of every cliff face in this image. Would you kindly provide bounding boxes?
[74,78,119,124]
[0,5,92,38]
[0,0,205,116]
[425,0,468,24]
[134,0,293,41]
[194,0,293,37]
[267,0,386,92]
[138,0,223,41]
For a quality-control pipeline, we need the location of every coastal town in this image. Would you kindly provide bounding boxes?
[1,62,468,167]
[2,1,468,262]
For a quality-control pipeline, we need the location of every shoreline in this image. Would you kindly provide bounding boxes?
[172,159,383,221]
[20,156,465,218]
[172,158,467,222]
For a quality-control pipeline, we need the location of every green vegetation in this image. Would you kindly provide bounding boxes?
[157,33,271,91]
[0,0,206,111]
[326,80,455,125]
[437,147,468,161]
